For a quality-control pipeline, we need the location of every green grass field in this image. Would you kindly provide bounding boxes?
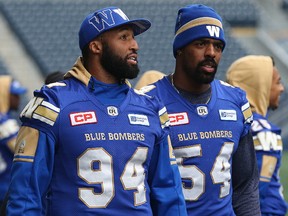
[280,150,288,216]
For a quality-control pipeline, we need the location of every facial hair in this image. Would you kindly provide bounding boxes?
[100,42,139,80]
[185,58,218,84]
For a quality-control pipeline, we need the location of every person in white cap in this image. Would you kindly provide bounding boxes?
[6,6,186,216]
[0,76,27,210]
[139,4,261,216]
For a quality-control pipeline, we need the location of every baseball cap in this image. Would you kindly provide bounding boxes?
[10,79,27,95]
[173,4,226,57]
[79,6,151,50]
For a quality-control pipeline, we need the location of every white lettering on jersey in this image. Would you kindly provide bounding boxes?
[70,111,97,126]
[219,110,237,121]
[128,114,149,126]
[254,131,282,151]
[206,25,220,37]
[197,106,208,116]
[168,112,189,126]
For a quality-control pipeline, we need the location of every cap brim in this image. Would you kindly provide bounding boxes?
[124,19,151,36]
[10,87,27,95]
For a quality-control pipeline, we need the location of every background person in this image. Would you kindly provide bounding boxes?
[0,76,27,209]
[226,55,287,216]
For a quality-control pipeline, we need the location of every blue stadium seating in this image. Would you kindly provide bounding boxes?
[0,58,9,75]
[283,0,288,9]
[0,0,257,82]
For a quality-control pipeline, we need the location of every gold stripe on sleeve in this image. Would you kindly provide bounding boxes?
[34,105,58,122]
[243,107,252,121]
[260,155,277,182]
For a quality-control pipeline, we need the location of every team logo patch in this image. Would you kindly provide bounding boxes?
[89,8,128,33]
[197,106,208,116]
[17,140,26,154]
[70,111,97,126]
[206,25,220,37]
[219,110,237,121]
[107,106,118,116]
[128,114,149,126]
[168,112,189,126]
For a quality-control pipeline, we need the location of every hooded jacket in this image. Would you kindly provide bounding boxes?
[226,55,288,215]
[226,55,273,117]
[134,70,165,90]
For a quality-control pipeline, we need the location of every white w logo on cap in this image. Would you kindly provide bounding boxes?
[206,26,220,37]
[113,8,129,21]
[89,9,115,32]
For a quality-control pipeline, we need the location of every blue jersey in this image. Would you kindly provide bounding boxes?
[0,114,19,202]
[7,75,186,215]
[142,77,253,216]
[251,112,288,215]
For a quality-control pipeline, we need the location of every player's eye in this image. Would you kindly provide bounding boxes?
[120,34,128,40]
[214,43,224,51]
[192,40,205,47]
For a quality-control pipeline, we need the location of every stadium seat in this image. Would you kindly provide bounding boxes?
[0,58,9,75]
[283,0,288,9]
[0,0,257,80]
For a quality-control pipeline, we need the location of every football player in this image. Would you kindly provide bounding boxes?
[7,7,186,216]
[138,4,261,215]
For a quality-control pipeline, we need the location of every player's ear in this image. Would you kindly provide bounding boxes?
[89,39,102,54]
[176,49,182,56]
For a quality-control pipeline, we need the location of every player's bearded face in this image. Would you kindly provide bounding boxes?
[100,41,139,80]
[185,57,218,84]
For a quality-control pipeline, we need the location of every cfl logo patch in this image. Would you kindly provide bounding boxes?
[107,106,118,116]
[70,111,97,126]
[197,106,208,116]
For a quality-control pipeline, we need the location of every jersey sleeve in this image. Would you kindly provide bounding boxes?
[232,131,261,216]
[7,86,60,215]
[7,127,55,216]
[147,104,187,216]
[256,152,277,197]
[148,135,187,216]
[239,91,253,137]
[19,86,61,139]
